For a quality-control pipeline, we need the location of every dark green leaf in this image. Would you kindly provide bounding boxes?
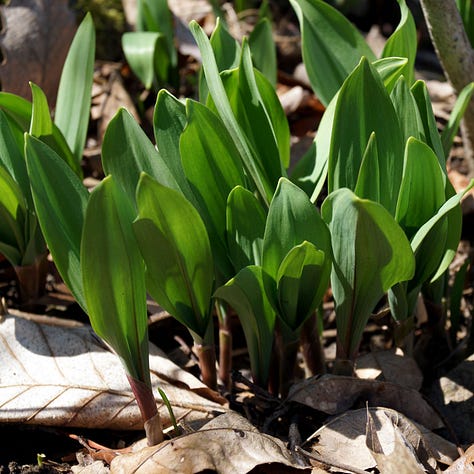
[249,18,277,87]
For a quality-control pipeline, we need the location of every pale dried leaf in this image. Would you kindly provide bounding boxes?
[305,408,437,472]
[110,412,309,474]
[0,0,76,104]
[0,313,227,430]
[355,348,423,390]
[444,445,474,473]
[288,374,443,430]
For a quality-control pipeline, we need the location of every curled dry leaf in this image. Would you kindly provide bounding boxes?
[305,407,449,472]
[110,412,310,474]
[355,348,423,390]
[444,445,474,473]
[288,374,443,430]
[0,313,227,430]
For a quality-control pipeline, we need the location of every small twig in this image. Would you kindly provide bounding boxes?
[295,445,369,474]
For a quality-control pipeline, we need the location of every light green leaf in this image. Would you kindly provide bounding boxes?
[395,137,446,240]
[289,0,376,105]
[190,20,271,205]
[249,18,277,87]
[122,31,167,89]
[276,241,328,331]
[328,57,404,215]
[226,185,266,271]
[134,173,214,342]
[214,265,275,386]
[54,12,95,165]
[81,175,149,383]
[441,82,474,158]
[29,82,53,137]
[354,132,380,202]
[382,0,417,85]
[102,107,180,205]
[25,134,88,311]
[321,188,415,360]
[180,99,246,279]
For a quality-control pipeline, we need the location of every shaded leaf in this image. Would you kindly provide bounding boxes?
[249,18,277,87]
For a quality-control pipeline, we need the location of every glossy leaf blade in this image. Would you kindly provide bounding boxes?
[134,173,214,341]
[29,82,53,137]
[25,134,89,310]
[289,0,376,105]
[54,12,95,165]
[81,175,149,383]
[249,18,277,87]
[321,188,415,360]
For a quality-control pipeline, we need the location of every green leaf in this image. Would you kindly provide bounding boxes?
[411,80,446,167]
[226,185,266,271]
[382,0,417,85]
[0,110,31,207]
[390,76,425,143]
[199,18,241,102]
[81,175,149,383]
[214,265,275,386]
[395,137,446,240]
[25,134,89,311]
[102,108,180,205]
[0,164,26,262]
[190,20,271,205]
[249,18,277,88]
[54,12,95,165]
[122,32,168,89]
[276,241,328,331]
[441,82,474,158]
[134,173,214,342]
[328,57,404,215]
[354,132,380,202]
[262,177,331,317]
[29,82,53,137]
[180,99,246,279]
[321,188,415,360]
[289,0,376,105]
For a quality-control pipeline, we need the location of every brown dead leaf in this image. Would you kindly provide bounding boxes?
[444,445,474,473]
[288,374,443,430]
[355,348,423,390]
[0,0,76,105]
[0,313,227,430]
[110,412,310,474]
[305,408,441,472]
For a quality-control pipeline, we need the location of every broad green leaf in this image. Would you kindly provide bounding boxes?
[153,90,197,206]
[25,134,88,311]
[395,137,446,240]
[134,173,214,342]
[81,175,149,383]
[102,107,180,205]
[249,18,277,87]
[54,12,95,165]
[291,57,408,203]
[354,132,380,203]
[321,188,415,360]
[276,241,328,331]
[180,99,246,279]
[289,0,376,105]
[328,57,404,215]
[0,110,31,206]
[262,177,331,313]
[382,0,417,85]
[214,265,275,386]
[390,76,425,143]
[199,18,241,102]
[226,185,266,271]
[411,80,445,167]
[441,82,474,158]
[0,164,26,260]
[214,41,287,191]
[29,82,53,137]
[190,20,271,205]
[122,32,167,89]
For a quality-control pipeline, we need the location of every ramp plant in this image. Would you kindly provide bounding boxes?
[0,13,94,303]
